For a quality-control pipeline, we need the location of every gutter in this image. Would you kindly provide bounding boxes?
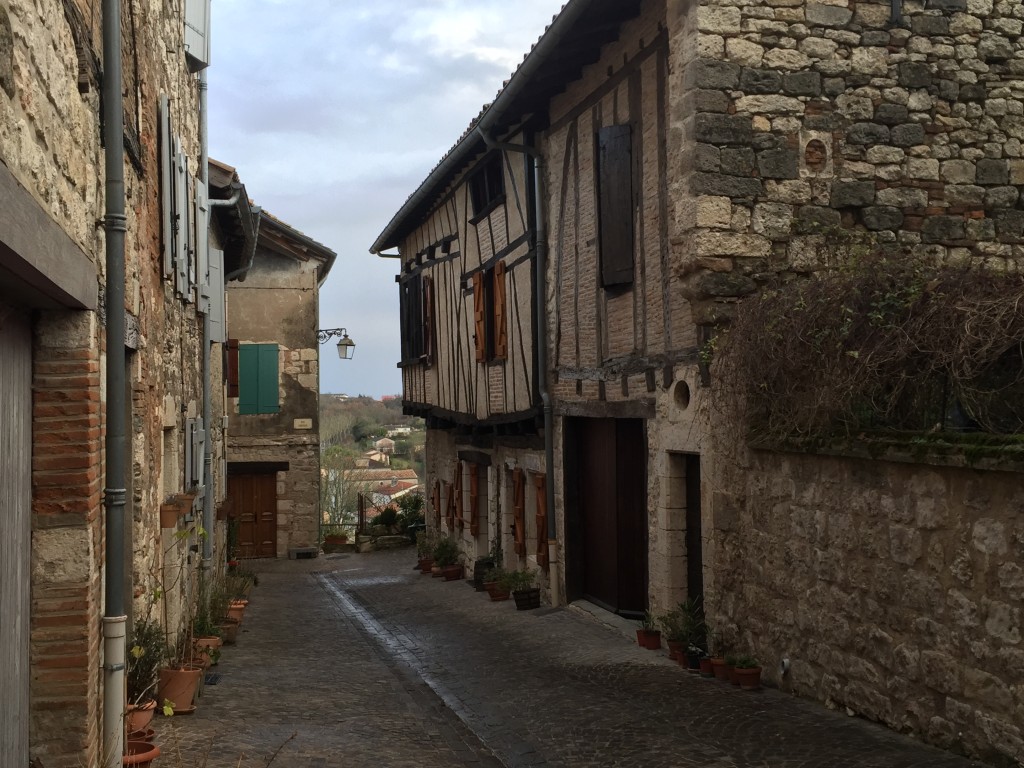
[477,128,560,607]
[370,0,592,254]
[101,0,127,763]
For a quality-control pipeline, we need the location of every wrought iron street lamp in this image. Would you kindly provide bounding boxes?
[317,328,356,360]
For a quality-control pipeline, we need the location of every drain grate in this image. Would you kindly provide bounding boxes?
[204,673,221,685]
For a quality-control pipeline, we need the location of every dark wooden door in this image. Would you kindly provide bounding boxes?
[573,418,648,617]
[229,473,277,558]
[684,454,704,607]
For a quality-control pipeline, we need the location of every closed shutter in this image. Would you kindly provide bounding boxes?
[208,248,225,343]
[453,462,464,532]
[432,480,441,527]
[423,276,435,366]
[444,480,454,530]
[184,0,211,71]
[512,468,526,556]
[238,345,258,414]
[598,124,634,287]
[184,418,194,490]
[192,417,206,500]
[226,339,239,397]
[535,474,549,570]
[256,345,279,414]
[469,464,479,536]
[493,261,507,360]
[196,183,210,313]
[472,271,486,362]
[174,143,189,296]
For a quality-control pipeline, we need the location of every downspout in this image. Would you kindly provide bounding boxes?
[101,0,127,763]
[477,128,559,607]
[199,69,213,575]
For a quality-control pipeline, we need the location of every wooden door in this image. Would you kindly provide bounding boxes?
[0,306,31,766]
[684,454,704,607]
[573,418,648,617]
[229,473,277,558]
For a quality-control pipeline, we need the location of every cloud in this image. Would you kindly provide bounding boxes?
[208,0,564,396]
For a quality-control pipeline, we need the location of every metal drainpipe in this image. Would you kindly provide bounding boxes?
[101,0,127,763]
[476,128,560,606]
[199,70,213,574]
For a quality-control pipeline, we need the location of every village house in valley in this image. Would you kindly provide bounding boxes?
[377,0,1024,763]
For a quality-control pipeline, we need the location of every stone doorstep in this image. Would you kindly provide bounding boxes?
[568,599,645,645]
[287,546,318,560]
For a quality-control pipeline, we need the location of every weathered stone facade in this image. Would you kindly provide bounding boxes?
[225,214,333,555]
[664,0,1024,764]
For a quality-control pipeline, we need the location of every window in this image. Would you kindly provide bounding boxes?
[473,261,507,363]
[399,273,434,365]
[469,154,505,220]
[238,344,279,415]
[597,124,635,288]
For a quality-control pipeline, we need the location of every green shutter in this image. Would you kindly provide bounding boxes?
[238,345,259,415]
[256,344,279,414]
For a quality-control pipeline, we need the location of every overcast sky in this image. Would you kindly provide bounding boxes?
[207,1,565,398]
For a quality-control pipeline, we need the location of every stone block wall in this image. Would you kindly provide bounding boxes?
[663,1,1024,763]
[670,0,1024,324]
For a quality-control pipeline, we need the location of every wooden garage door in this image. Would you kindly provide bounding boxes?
[229,473,277,558]
[0,306,31,766]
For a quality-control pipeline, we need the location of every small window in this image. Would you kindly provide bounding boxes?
[597,124,635,288]
[238,343,279,415]
[399,273,434,365]
[469,155,505,219]
[473,261,507,363]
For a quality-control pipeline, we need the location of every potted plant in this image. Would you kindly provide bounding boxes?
[125,619,163,734]
[658,609,687,662]
[734,655,762,690]
[485,567,510,601]
[677,597,706,672]
[416,528,437,572]
[157,626,203,714]
[472,538,502,590]
[123,739,161,767]
[636,611,662,650]
[432,536,462,580]
[503,569,540,610]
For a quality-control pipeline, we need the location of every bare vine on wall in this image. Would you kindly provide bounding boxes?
[711,248,1024,442]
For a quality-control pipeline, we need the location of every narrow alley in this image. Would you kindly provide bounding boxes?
[165,550,993,768]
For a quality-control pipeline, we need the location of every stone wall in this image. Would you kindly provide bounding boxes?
[664,0,1024,763]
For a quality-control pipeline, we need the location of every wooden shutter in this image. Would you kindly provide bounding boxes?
[226,339,239,397]
[423,276,435,366]
[208,248,225,343]
[256,344,280,414]
[432,480,441,526]
[238,344,258,414]
[453,462,464,532]
[598,124,634,287]
[196,182,210,313]
[174,143,189,296]
[493,261,507,360]
[535,474,549,570]
[444,480,455,530]
[512,468,526,556]
[472,271,486,362]
[469,464,480,536]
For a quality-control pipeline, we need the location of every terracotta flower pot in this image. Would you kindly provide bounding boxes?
[126,728,156,743]
[219,619,239,645]
[636,629,661,650]
[735,666,762,690]
[123,739,161,767]
[227,599,248,623]
[442,564,463,581]
[699,657,714,678]
[125,699,156,733]
[488,586,510,601]
[667,640,685,662]
[710,657,728,680]
[158,666,202,711]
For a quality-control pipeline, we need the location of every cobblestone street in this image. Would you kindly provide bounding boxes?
[164,550,994,768]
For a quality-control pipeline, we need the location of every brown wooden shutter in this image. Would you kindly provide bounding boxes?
[493,261,507,360]
[469,463,480,536]
[226,339,240,397]
[453,462,464,532]
[472,271,486,362]
[432,479,441,527]
[423,275,435,366]
[444,480,455,530]
[535,474,549,570]
[512,468,526,556]
[597,124,634,287]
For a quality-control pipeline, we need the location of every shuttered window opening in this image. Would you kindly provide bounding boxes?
[444,480,455,531]
[469,154,505,221]
[597,124,635,288]
[535,474,549,570]
[399,272,432,365]
[225,339,240,397]
[453,462,464,532]
[472,262,508,364]
[432,480,442,527]
[238,343,280,415]
[512,468,526,556]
